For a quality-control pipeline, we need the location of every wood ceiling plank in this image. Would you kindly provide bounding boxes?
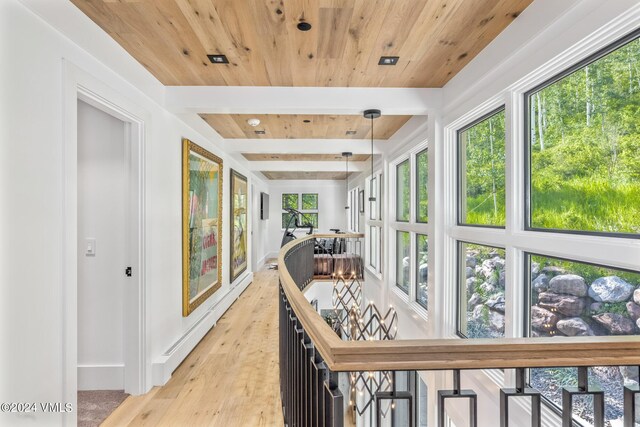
[242,153,371,161]
[70,0,533,87]
[199,113,411,139]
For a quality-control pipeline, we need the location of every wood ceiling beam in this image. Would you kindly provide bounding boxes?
[244,161,370,172]
[165,86,442,115]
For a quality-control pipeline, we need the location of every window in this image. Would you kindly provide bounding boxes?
[526,34,640,236]
[281,193,318,229]
[527,253,640,425]
[458,242,506,338]
[416,234,428,310]
[458,108,506,227]
[396,231,410,294]
[416,149,428,223]
[396,159,410,222]
[366,172,383,276]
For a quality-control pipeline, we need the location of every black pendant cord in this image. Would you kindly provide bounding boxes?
[369,116,376,202]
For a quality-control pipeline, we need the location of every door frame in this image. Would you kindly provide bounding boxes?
[62,61,148,426]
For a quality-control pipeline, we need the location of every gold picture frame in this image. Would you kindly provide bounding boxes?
[230,169,248,283]
[182,138,223,316]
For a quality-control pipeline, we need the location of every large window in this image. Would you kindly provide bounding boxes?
[458,242,506,338]
[281,193,318,229]
[391,146,430,313]
[528,253,640,425]
[396,159,410,222]
[396,231,410,294]
[527,34,640,236]
[458,108,506,227]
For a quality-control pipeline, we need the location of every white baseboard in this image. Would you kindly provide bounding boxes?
[78,364,124,390]
[151,273,253,386]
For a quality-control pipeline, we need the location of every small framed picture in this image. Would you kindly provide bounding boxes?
[359,189,365,213]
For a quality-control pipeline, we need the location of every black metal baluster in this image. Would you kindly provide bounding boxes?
[562,367,604,427]
[623,367,640,427]
[437,370,477,427]
[499,368,541,427]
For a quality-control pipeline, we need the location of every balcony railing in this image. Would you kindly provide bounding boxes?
[278,233,640,427]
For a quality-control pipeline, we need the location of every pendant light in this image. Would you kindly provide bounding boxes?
[342,152,352,209]
[363,109,381,202]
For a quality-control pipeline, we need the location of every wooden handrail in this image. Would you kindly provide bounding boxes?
[279,234,640,372]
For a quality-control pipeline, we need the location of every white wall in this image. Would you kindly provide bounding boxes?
[266,180,348,256]
[77,101,126,390]
[0,1,270,425]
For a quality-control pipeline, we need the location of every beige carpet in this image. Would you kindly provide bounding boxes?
[78,390,129,427]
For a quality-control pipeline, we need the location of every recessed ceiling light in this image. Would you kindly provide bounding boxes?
[297,21,312,31]
[346,130,357,135]
[255,130,266,135]
[378,56,399,65]
[303,119,311,123]
[207,54,229,64]
[247,118,261,127]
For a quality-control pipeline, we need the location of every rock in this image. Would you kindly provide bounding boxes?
[418,264,428,283]
[466,256,477,268]
[489,311,505,333]
[592,313,637,335]
[542,266,566,275]
[627,302,640,322]
[634,288,640,306]
[486,294,505,313]
[538,292,586,317]
[468,293,484,306]
[531,262,540,275]
[549,274,588,297]
[589,276,634,303]
[531,330,551,338]
[466,266,474,279]
[556,317,593,336]
[403,256,410,268]
[498,270,506,288]
[479,282,495,294]
[532,274,550,293]
[466,277,476,294]
[619,366,639,385]
[492,256,505,270]
[591,302,603,312]
[471,305,487,322]
[486,274,499,286]
[531,306,559,332]
[481,259,496,278]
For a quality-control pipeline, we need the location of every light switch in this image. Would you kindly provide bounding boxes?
[86,238,96,256]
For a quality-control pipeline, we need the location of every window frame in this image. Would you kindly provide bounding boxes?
[524,28,640,239]
[456,106,507,229]
[415,148,429,224]
[395,158,411,223]
[281,192,319,230]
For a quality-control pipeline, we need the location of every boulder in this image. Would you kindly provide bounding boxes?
[532,274,550,293]
[590,302,603,312]
[531,262,540,276]
[589,276,634,303]
[466,256,477,268]
[592,313,637,335]
[549,274,587,297]
[465,266,474,279]
[479,282,495,294]
[542,266,566,275]
[634,288,640,306]
[466,277,476,294]
[492,256,505,270]
[486,294,505,313]
[471,305,487,322]
[538,292,586,317]
[637,318,640,330]
[489,311,505,333]
[627,302,640,322]
[418,264,428,283]
[498,270,506,288]
[481,259,496,278]
[556,317,593,336]
[531,306,559,332]
[486,274,499,287]
[468,293,484,306]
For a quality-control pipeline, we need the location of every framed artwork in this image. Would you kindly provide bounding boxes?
[182,138,223,316]
[230,169,248,283]
[359,189,365,213]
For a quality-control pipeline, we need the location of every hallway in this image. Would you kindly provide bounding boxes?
[103,270,283,426]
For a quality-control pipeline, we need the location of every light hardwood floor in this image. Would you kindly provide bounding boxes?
[103,270,284,426]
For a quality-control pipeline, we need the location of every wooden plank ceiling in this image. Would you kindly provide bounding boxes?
[243,153,370,162]
[70,0,532,87]
[201,114,410,139]
[261,171,354,180]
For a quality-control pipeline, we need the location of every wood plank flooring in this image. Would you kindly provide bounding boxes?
[103,270,284,426]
